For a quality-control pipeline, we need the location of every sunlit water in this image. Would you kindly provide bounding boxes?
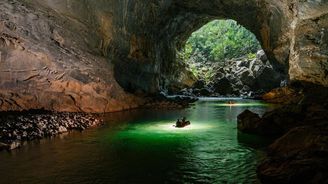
[0,98,273,184]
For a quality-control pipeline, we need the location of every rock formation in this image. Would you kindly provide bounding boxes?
[1,0,327,112]
[179,50,285,97]
[258,124,328,184]
[1,1,328,182]
[0,110,103,151]
[238,84,328,183]
[0,0,144,112]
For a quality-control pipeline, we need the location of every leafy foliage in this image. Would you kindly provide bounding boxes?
[181,19,261,62]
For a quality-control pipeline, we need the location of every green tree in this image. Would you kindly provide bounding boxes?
[181,19,261,62]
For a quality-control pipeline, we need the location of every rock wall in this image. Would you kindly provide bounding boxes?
[0,0,143,112]
[0,0,327,112]
[109,0,328,92]
[289,2,328,86]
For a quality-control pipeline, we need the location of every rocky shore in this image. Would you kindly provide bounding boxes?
[238,85,328,183]
[0,110,103,151]
[0,94,198,151]
[173,50,286,98]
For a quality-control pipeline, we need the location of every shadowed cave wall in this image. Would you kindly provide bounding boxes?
[0,0,327,112]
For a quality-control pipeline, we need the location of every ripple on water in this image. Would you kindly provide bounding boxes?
[0,98,270,183]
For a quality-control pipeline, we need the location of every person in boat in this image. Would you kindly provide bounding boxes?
[175,117,190,128]
[176,118,183,127]
[228,101,235,105]
[182,117,191,126]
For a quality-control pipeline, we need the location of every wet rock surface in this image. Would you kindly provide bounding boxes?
[238,104,307,136]
[238,85,328,183]
[0,110,103,151]
[237,110,262,134]
[258,124,328,184]
[262,87,304,104]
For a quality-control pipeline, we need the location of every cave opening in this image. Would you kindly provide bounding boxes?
[168,19,286,98]
[0,1,327,183]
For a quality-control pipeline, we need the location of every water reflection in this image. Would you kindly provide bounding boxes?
[0,98,272,183]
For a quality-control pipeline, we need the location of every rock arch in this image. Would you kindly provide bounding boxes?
[110,0,328,93]
[0,0,327,112]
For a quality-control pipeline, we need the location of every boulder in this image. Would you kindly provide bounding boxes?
[193,80,206,89]
[237,105,305,136]
[177,88,195,97]
[241,85,251,93]
[58,126,68,133]
[252,66,282,91]
[256,50,268,62]
[239,87,328,183]
[258,125,328,184]
[237,110,261,134]
[243,94,325,136]
[197,88,212,96]
[249,59,264,76]
[238,67,255,87]
[262,87,303,104]
[233,81,244,91]
[213,77,234,95]
[8,141,21,150]
[199,53,284,97]
[236,60,250,68]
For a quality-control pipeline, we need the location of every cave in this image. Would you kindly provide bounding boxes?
[168,19,286,98]
[0,0,328,183]
[114,1,290,94]
[0,0,327,112]
[112,1,327,95]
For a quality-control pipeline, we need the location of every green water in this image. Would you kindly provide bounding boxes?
[0,98,273,184]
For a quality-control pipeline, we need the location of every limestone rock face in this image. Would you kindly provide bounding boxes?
[1,0,328,112]
[166,62,197,93]
[238,87,328,183]
[0,0,143,112]
[262,87,304,104]
[110,0,327,92]
[289,2,328,87]
[258,125,328,184]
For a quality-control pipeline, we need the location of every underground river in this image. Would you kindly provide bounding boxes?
[0,98,274,183]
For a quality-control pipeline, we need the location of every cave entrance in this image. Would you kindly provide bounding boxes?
[170,19,285,97]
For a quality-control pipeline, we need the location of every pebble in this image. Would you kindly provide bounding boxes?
[0,112,103,151]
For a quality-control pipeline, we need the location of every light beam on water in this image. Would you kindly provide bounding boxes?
[134,121,216,133]
[0,98,274,183]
